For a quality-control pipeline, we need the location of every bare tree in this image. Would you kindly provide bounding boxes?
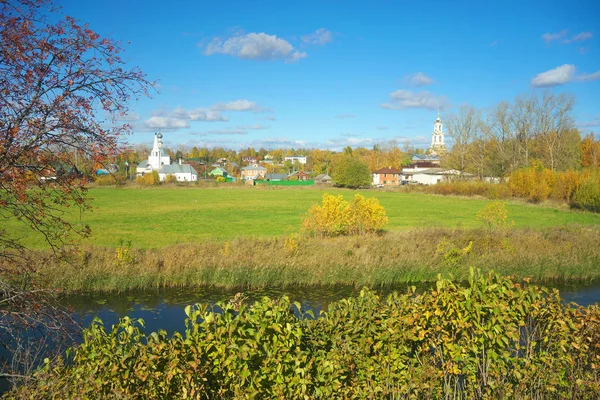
[533,91,575,170]
[445,105,481,173]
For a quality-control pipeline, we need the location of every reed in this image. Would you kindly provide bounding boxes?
[10,226,600,292]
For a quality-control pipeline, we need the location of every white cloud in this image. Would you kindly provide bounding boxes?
[203,129,248,135]
[489,40,498,47]
[144,116,190,130]
[405,72,434,87]
[203,32,307,62]
[210,99,271,113]
[542,29,568,43]
[335,114,355,119]
[572,32,593,42]
[381,90,450,110]
[142,107,228,131]
[237,124,270,130]
[171,107,228,121]
[577,119,600,128]
[531,64,576,87]
[301,28,333,45]
[531,64,600,87]
[574,70,600,82]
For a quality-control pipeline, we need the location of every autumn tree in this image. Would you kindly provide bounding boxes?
[0,0,150,384]
[581,133,600,168]
[332,156,371,188]
[445,105,480,173]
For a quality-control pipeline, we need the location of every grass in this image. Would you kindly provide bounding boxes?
[12,226,599,292]
[7,185,600,249]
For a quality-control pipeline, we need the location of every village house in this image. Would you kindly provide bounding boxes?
[241,164,267,180]
[372,167,401,186]
[265,173,288,181]
[136,133,198,182]
[209,167,229,178]
[314,174,332,184]
[284,155,307,165]
[288,171,310,181]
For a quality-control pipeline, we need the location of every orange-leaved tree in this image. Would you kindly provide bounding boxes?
[0,0,151,385]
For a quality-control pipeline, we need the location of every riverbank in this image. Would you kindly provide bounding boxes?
[14,226,600,292]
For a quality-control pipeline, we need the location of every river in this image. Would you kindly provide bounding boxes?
[65,281,600,336]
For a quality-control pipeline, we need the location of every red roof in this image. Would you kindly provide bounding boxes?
[374,167,400,174]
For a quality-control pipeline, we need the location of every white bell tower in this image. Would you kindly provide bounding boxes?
[430,111,446,154]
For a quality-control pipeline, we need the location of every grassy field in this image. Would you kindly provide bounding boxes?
[9,185,600,249]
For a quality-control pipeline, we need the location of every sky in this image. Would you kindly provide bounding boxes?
[59,0,600,151]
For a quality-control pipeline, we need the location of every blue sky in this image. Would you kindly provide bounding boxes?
[60,0,599,151]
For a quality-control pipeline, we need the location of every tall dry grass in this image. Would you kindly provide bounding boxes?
[9,227,600,292]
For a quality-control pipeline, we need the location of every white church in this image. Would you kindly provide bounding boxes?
[136,133,198,182]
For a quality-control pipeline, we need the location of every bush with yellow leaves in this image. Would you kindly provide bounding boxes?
[303,193,388,237]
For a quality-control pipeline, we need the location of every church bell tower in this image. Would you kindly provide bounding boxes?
[429,111,446,154]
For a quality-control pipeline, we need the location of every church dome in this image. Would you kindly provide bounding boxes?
[157,133,163,139]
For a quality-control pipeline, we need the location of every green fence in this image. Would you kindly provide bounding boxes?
[255,180,315,186]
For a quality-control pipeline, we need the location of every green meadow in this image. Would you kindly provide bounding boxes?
[9,185,600,249]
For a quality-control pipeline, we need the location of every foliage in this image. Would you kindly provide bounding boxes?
[114,240,134,269]
[477,201,513,231]
[135,171,160,186]
[0,0,150,256]
[165,174,177,184]
[0,0,150,385]
[8,271,600,399]
[94,173,126,186]
[215,175,226,183]
[283,234,299,256]
[332,156,372,188]
[347,193,389,235]
[435,236,473,266]
[302,193,388,236]
[571,173,600,213]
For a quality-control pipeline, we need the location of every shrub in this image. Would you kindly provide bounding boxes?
[477,201,513,232]
[552,170,585,202]
[94,174,117,186]
[347,193,388,235]
[136,170,160,186]
[302,193,351,237]
[303,193,388,236]
[571,174,600,213]
[165,174,177,184]
[9,271,600,399]
[216,176,226,183]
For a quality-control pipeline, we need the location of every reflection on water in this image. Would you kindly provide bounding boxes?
[63,281,600,337]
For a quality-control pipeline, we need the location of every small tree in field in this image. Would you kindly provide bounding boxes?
[332,156,372,188]
[0,0,151,385]
[477,201,513,232]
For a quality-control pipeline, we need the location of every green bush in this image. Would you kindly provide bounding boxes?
[9,271,600,399]
[571,175,600,212]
